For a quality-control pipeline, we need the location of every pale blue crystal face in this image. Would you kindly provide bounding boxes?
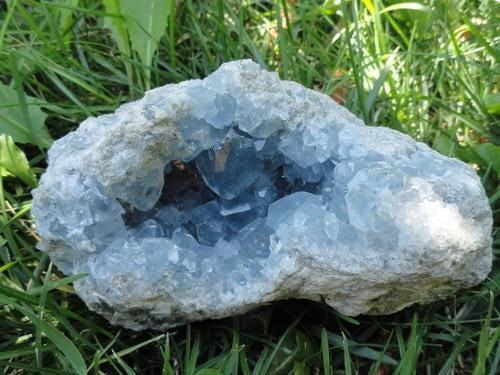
[31,60,492,330]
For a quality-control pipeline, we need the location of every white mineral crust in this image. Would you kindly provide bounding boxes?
[32,60,493,330]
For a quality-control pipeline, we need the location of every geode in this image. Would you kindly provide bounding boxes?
[32,60,492,330]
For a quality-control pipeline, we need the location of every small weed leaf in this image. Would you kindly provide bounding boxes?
[0,82,52,148]
[0,134,37,187]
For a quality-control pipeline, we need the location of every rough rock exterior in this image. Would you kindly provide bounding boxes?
[32,60,492,331]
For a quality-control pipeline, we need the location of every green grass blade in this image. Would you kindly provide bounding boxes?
[321,327,332,375]
[342,332,352,375]
[473,292,498,375]
[438,333,470,375]
[11,302,86,374]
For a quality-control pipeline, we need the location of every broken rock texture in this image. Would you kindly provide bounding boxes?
[32,60,492,330]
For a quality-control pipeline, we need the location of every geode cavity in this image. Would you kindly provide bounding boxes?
[32,60,492,330]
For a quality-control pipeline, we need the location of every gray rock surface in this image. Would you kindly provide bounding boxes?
[32,60,493,330]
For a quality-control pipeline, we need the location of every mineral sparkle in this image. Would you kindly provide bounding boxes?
[32,60,493,330]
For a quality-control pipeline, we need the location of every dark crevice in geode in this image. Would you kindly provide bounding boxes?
[122,160,214,227]
[159,160,216,208]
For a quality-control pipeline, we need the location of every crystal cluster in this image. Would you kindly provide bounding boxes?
[32,60,493,330]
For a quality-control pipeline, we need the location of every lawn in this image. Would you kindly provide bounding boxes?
[0,0,499,373]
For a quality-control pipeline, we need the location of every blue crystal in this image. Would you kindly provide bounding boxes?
[187,201,225,246]
[130,219,164,238]
[196,133,262,199]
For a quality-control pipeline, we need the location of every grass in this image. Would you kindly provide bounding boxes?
[0,0,499,373]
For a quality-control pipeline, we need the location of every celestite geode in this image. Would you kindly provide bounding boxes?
[32,60,493,330]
